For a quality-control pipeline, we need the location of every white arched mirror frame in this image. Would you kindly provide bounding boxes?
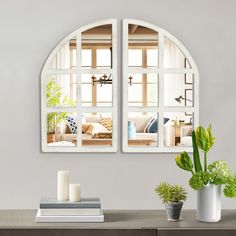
[122,19,199,153]
[41,19,117,152]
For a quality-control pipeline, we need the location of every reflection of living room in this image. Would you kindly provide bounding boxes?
[126,24,194,148]
[47,112,113,147]
[127,112,193,147]
[46,24,114,147]
[48,25,113,108]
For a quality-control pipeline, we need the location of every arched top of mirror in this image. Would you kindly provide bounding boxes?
[123,18,199,73]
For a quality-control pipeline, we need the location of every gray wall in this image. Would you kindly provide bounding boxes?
[0,0,235,209]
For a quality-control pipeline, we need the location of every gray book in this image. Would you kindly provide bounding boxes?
[40,197,101,209]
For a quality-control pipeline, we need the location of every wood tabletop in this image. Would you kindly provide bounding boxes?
[0,210,235,229]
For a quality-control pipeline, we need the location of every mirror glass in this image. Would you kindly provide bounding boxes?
[82,25,112,69]
[81,25,113,108]
[128,25,158,108]
[42,21,116,152]
[164,36,191,69]
[128,73,158,107]
[50,37,77,69]
[81,74,112,107]
[82,113,112,147]
[164,74,193,107]
[164,112,193,147]
[46,74,77,107]
[47,112,78,147]
[123,20,198,152]
[127,112,158,147]
[126,24,159,147]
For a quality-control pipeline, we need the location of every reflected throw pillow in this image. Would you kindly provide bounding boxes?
[66,116,77,134]
[92,123,109,134]
[100,118,112,131]
[82,124,94,135]
[145,117,169,133]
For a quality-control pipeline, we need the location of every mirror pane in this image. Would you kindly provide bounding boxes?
[81,74,112,107]
[82,49,92,68]
[128,24,158,68]
[50,37,76,69]
[46,74,77,107]
[164,36,191,69]
[82,24,112,69]
[147,49,158,67]
[128,49,142,67]
[47,112,77,147]
[128,73,158,107]
[164,74,193,107]
[82,113,112,147]
[96,49,111,68]
[128,112,158,147]
[164,112,193,147]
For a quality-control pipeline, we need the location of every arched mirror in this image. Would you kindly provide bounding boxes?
[41,19,117,152]
[122,19,199,153]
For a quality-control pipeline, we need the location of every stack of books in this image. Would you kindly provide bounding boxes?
[36,197,104,222]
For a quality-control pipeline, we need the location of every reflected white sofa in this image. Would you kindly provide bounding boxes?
[180,125,193,146]
[55,116,108,143]
[128,116,160,146]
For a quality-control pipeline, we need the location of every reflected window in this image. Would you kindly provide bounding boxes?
[123,20,199,152]
[82,113,112,147]
[46,75,77,107]
[41,20,117,152]
[164,112,193,147]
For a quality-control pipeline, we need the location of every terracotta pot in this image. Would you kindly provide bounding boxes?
[47,133,56,143]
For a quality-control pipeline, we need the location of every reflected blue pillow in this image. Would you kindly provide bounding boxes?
[146,117,169,133]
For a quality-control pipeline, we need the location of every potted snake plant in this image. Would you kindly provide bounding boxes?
[155,182,187,221]
[175,125,236,222]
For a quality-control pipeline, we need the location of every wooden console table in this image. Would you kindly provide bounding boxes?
[0,210,236,236]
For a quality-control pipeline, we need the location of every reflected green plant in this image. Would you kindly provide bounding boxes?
[46,80,76,134]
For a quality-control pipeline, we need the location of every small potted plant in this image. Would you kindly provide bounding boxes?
[155,182,187,221]
[46,80,76,143]
[175,124,236,222]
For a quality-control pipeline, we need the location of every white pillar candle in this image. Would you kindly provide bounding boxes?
[57,170,69,201]
[69,183,81,202]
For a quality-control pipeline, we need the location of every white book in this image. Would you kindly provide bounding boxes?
[39,208,101,216]
[36,210,104,223]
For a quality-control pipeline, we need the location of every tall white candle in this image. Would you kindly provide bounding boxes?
[57,170,69,201]
[69,183,81,202]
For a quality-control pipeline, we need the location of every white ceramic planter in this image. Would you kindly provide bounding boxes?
[197,184,221,222]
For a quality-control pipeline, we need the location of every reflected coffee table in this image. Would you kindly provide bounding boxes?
[128,138,154,146]
[82,139,112,146]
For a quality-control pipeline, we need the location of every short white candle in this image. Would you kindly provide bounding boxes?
[69,183,81,202]
[57,170,69,201]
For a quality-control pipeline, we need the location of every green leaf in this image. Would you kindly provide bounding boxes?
[224,174,236,198]
[208,160,231,185]
[192,130,202,172]
[155,182,187,203]
[175,152,194,173]
[195,125,215,153]
[189,171,216,190]
[46,79,76,133]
